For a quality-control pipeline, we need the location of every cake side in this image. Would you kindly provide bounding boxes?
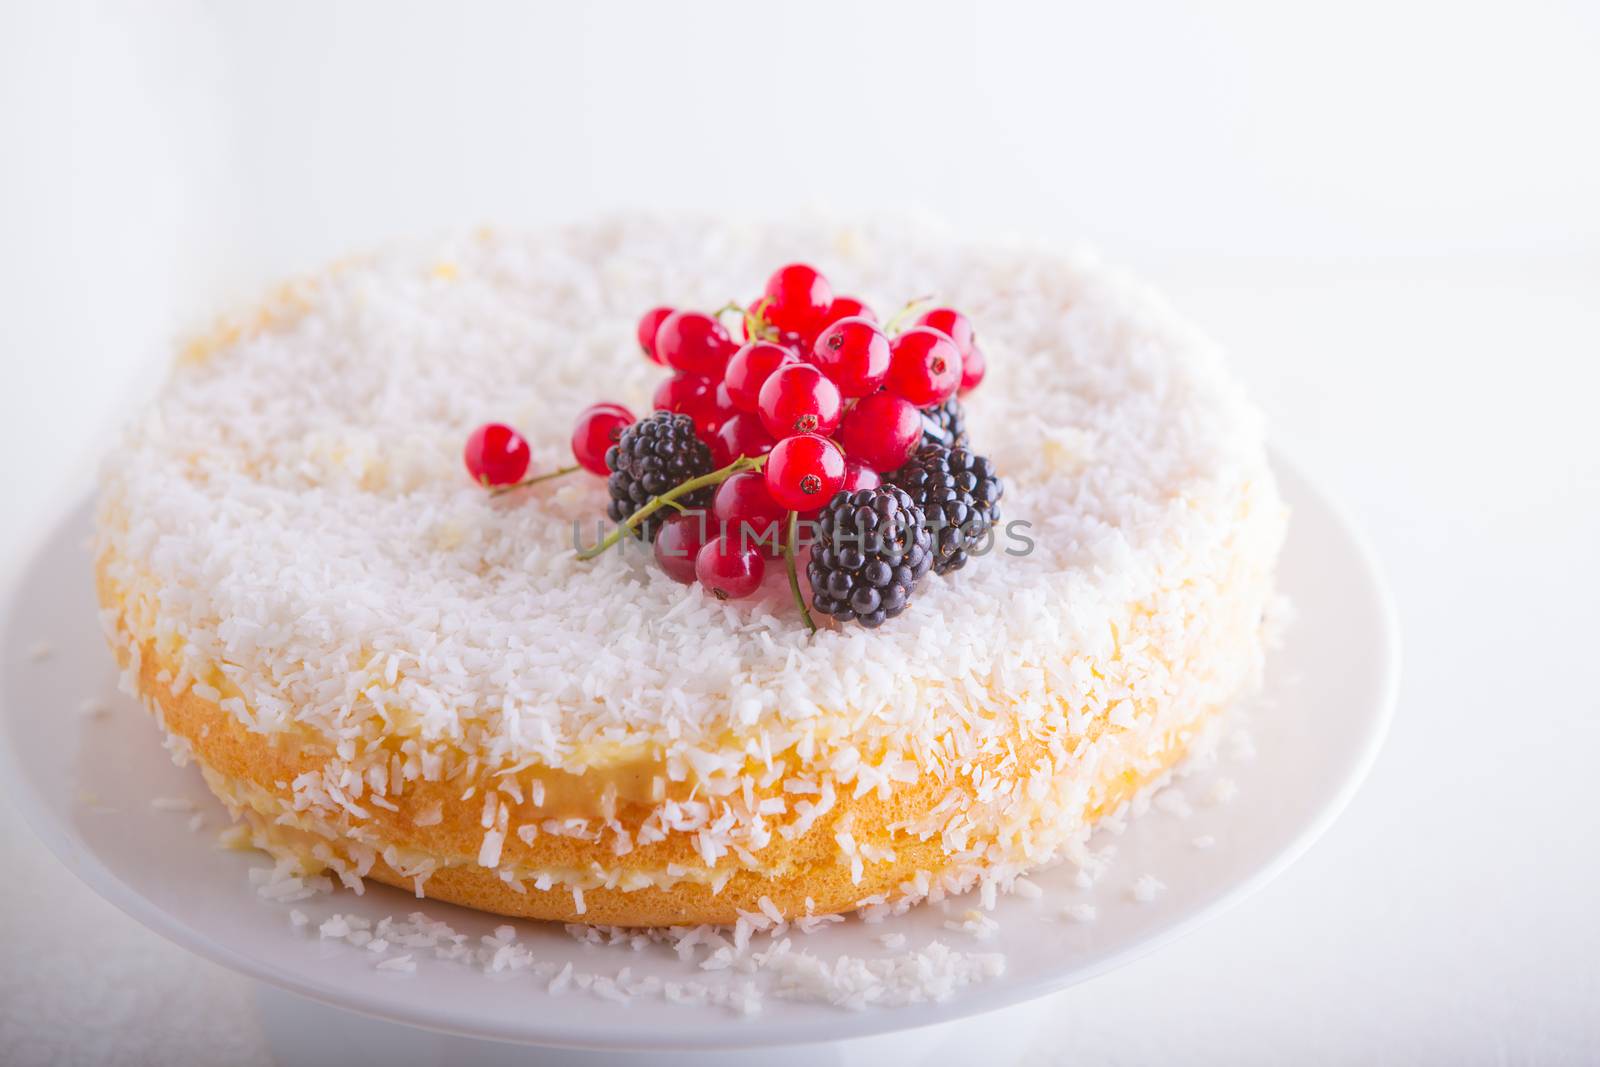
[96,462,1281,925]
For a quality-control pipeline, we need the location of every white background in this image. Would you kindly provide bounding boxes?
[2,1,1598,1064]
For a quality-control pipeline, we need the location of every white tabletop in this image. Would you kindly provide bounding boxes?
[2,255,1596,1065]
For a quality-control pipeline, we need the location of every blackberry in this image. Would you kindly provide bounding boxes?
[806,486,932,628]
[887,444,1003,575]
[919,397,969,450]
[604,412,715,539]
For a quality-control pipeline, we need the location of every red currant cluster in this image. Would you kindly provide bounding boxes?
[463,262,991,624]
[640,263,984,504]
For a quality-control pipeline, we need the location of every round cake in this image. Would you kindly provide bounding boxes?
[94,218,1287,926]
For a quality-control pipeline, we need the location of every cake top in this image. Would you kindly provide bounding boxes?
[98,217,1269,782]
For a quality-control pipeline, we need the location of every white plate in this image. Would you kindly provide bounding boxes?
[0,454,1397,1051]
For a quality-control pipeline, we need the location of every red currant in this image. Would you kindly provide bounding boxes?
[570,403,635,476]
[757,363,843,439]
[654,511,709,584]
[723,341,795,413]
[738,302,760,341]
[808,317,891,397]
[695,536,766,600]
[837,391,922,471]
[712,471,786,556]
[711,412,777,467]
[654,373,730,441]
[653,372,714,415]
[738,300,806,352]
[636,306,674,364]
[762,263,833,338]
[885,327,962,407]
[655,310,736,376]
[697,383,738,440]
[959,342,986,392]
[915,307,986,393]
[463,422,530,487]
[764,433,845,512]
[820,296,877,330]
[914,308,973,356]
[839,459,881,494]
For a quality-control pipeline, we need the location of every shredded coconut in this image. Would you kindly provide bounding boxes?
[97,218,1284,937]
[295,902,1006,1013]
[1062,902,1097,924]
[943,909,1001,940]
[1153,790,1193,819]
[97,220,1283,887]
[1130,875,1166,903]
[233,705,1272,1015]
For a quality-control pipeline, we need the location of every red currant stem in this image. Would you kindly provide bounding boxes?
[712,300,747,332]
[729,295,777,342]
[747,296,776,341]
[576,453,769,561]
[489,464,581,497]
[883,294,937,336]
[784,510,816,635]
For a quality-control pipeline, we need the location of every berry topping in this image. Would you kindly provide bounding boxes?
[918,397,969,450]
[888,444,1003,575]
[653,372,715,415]
[839,459,881,494]
[738,301,808,354]
[571,403,636,476]
[757,362,843,439]
[711,412,777,467]
[806,486,932,627]
[723,341,796,413]
[653,373,731,440]
[578,265,1000,629]
[636,306,675,364]
[958,342,986,393]
[712,470,786,556]
[915,308,986,393]
[914,308,974,357]
[653,510,709,584]
[604,412,716,538]
[761,263,833,338]
[808,317,892,397]
[695,536,766,600]
[820,296,877,330]
[463,422,530,487]
[837,391,923,472]
[699,383,738,439]
[764,433,845,512]
[654,310,737,377]
[885,327,963,408]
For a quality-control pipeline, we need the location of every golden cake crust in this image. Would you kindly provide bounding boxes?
[103,559,1207,926]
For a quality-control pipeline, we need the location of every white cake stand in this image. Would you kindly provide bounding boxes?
[0,454,1397,1060]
